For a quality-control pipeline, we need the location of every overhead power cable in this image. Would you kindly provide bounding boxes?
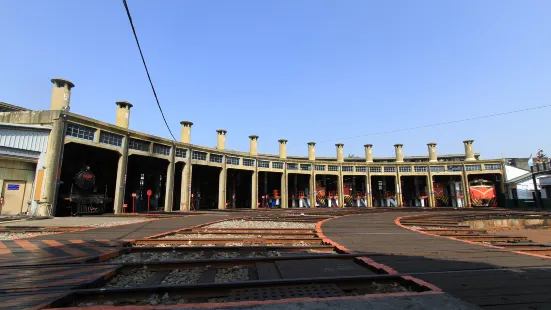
[304,104,551,145]
[122,0,177,141]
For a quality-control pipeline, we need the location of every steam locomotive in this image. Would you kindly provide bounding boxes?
[66,166,112,215]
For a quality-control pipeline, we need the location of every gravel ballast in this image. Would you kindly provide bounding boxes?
[161,233,257,239]
[133,244,218,247]
[214,266,249,283]
[160,233,317,240]
[205,220,316,229]
[75,293,188,307]
[107,251,205,263]
[162,268,205,285]
[0,232,55,240]
[85,220,150,227]
[106,268,154,287]
[346,282,411,295]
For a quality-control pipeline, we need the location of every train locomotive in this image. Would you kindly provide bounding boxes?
[65,166,112,215]
[468,179,497,207]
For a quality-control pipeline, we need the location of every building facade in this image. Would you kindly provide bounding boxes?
[0,79,506,216]
[0,102,50,215]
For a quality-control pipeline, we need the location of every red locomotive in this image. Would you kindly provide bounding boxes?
[469,179,497,207]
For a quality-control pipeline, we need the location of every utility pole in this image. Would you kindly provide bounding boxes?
[530,166,542,209]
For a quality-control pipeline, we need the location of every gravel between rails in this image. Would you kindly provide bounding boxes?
[160,234,257,239]
[160,233,317,239]
[133,244,218,247]
[204,220,316,229]
[214,266,249,283]
[106,268,154,287]
[85,220,150,227]
[161,268,205,285]
[75,293,188,307]
[0,232,55,240]
[107,251,205,263]
[346,282,411,295]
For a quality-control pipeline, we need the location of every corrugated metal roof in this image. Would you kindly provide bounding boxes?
[0,102,28,112]
[0,126,50,153]
[0,146,40,160]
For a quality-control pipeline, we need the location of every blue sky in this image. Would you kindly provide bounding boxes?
[1,1,550,159]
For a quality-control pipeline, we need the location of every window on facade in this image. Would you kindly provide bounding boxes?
[258,160,270,168]
[355,166,367,172]
[99,131,123,147]
[315,165,326,171]
[342,166,353,172]
[466,164,482,171]
[430,166,445,172]
[153,144,170,156]
[300,164,311,171]
[370,166,382,173]
[129,138,150,152]
[287,163,298,170]
[66,123,96,141]
[227,157,240,165]
[175,148,187,158]
[328,165,339,172]
[447,165,462,172]
[210,154,223,163]
[414,166,427,173]
[399,166,412,173]
[484,164,501,171]
[272,162,283,169]
[192,151,207,161]
[384,166,396,173]
[243,159,255,167]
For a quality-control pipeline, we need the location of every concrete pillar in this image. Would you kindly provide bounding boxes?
[310,171,316,208]
[164,145,175,212]
[394,144,404,162]
[427,142,437,162]
[281,167,288,208]
[216,129,227,150]
[180,121,193,144]
[308,142,316,161]
[251,168,258,209]
[113,135,129,214]
[181,160,191,211]
[336,143,344,163]
[366,170,373,208]
[293,173,298,208]
[179,124,192,211]
[427,166,435,208]
[50,78,74,110]
[364,144,373,163]
[38,113,66,216]
[396,172,403,207]
[337,172,344,207]
[463,140,476,161]
[218,160,227,209]
[249,135,259,156]
[115,101,133,128]
[278,139,288,159]
[462,164,471,207]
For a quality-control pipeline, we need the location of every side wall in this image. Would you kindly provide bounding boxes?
[0,159,37,214]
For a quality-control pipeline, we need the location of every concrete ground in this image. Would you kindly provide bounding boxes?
[2,216,153,227]
[174,293,481,310]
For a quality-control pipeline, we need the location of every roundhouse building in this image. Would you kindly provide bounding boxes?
[0,79,506,216]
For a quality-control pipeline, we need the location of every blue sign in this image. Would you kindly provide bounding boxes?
[7,184,20,190]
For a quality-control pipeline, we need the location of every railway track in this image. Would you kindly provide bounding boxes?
[1,212,442,309]
[398,211,551,257]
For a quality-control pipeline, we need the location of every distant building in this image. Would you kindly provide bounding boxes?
[0,78,505,216]
[505,159,551,203]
